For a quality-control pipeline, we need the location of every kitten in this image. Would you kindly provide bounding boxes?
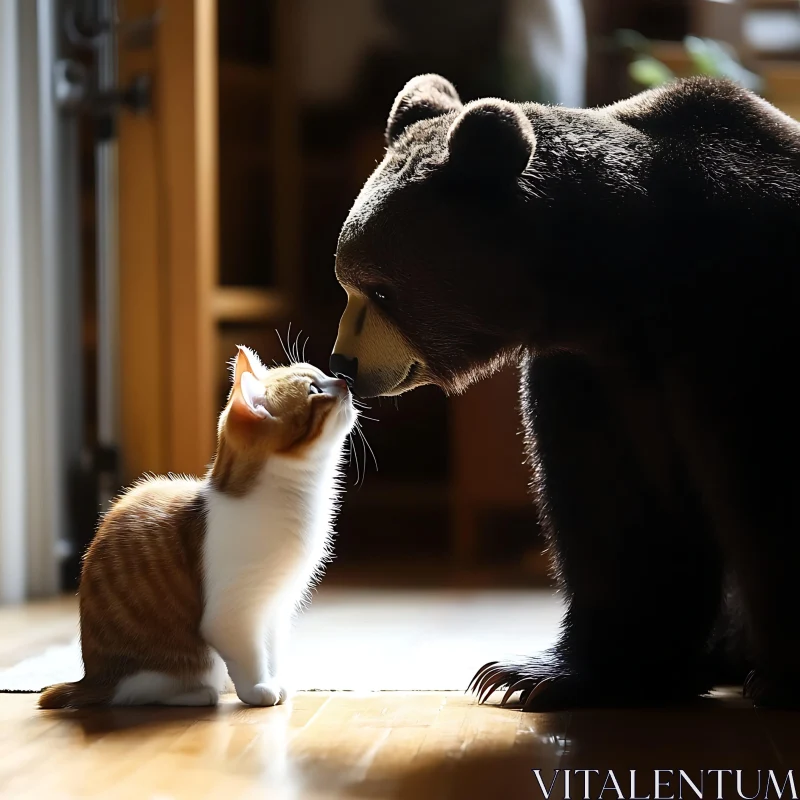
[39,346,356,708]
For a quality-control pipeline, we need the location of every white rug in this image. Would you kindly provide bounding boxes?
[0,589,562,693]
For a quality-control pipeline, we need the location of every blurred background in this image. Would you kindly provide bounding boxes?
[2,0,799,603]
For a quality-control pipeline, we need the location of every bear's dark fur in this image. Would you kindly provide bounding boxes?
[332,74,800,710]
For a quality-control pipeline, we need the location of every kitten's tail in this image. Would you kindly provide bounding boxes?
[38,679,111,709]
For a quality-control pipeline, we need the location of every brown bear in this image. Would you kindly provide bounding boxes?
[329,74,800,711]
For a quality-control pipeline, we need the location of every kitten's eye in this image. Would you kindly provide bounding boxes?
[308,382,322,395]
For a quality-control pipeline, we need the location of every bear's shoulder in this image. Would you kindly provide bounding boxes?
[603,76,800,149]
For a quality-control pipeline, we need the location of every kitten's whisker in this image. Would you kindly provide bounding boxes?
[351,432,362,486]
[357,427,367,487]
[301,336,310,363]
[292,329,303,364]
[356,425,377,479]
[286,322,295,364]
[355,422,378,474]
[275,329,292,364]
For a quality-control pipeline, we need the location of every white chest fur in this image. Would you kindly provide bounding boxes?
[197,451,345,707]
[202,454,342,614]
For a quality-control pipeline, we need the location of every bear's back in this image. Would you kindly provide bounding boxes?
[605,77,800,207]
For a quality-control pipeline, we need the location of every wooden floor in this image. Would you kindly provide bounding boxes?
[2,690,799,799]
[2,599,799,798]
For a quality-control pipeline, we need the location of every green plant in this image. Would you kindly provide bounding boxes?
[615,29,763,93]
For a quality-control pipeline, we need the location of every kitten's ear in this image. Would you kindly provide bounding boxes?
[229,371,274,426]
[231,345,267,387]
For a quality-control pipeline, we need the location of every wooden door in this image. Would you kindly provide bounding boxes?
[118,0,217,481]
[118,0,302,483]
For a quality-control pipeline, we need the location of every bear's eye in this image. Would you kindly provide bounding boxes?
[369,285,393,307]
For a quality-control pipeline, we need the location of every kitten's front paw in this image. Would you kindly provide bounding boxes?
[236,681,288,707]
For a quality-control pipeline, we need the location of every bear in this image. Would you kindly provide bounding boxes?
[329,73,800,711]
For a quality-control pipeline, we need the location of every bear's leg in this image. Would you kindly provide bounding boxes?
[471,351,722,711]
[666,352,800,709]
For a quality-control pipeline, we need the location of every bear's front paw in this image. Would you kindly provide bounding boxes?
[469,660,584,711]
[744,669,800,709]
[470,657,708,711]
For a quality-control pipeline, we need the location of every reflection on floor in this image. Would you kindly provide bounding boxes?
[0,589,564,691]
[2,690,797,799]
[1,591,797,799]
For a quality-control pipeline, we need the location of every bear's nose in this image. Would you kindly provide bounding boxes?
[329,354,358,388]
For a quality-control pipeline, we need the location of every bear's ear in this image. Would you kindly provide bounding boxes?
[386,74,463,145]
[446,99,536,181]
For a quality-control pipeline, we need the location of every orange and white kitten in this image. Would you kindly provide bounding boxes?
[39,346,355,709]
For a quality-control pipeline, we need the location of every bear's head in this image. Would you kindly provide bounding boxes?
[330,74,538,398]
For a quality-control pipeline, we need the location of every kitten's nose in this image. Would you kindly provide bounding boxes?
[329,354,357,387]
[321,377,349,399]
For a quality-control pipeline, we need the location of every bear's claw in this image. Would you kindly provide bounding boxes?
[468,656,711,711]
[470,662,513,704]
[469,660,570,709]
[469,663,608,711]
[743,669,800,709]
[466,661,498,695]
[501,678,534,707]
